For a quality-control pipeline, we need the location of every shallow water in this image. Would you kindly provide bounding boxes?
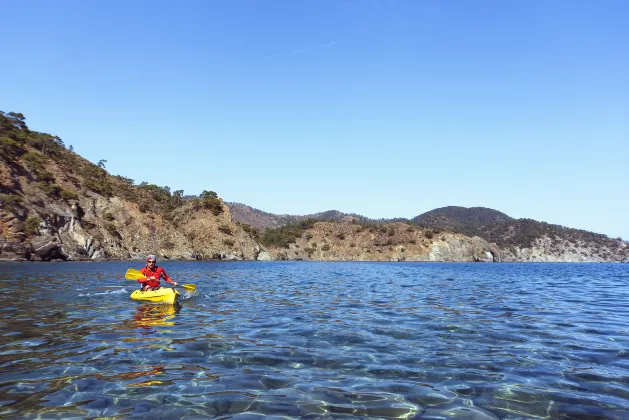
[0,261,628,419]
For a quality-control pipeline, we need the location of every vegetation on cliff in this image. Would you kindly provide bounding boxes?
[1,110,626,262]
[1,111,224,220]
[0,110,260,261]
[258,218,317,248]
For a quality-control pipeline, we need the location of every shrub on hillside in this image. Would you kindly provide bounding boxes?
[138,202,151,213]
[37,182,62,197]
[80,165,112,196]
[24,216,41,236]
[21,151,48,173]
[104,222,118,235]
[199,190,224,216]
[62,189,78,203]
[1,193,23,212]
[113,175,135,185]
[218,224,233,235]
[0,137,26,161]
[260,219,317,248]
[236,222,260,238]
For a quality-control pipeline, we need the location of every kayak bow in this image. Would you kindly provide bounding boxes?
[130,288,180,304]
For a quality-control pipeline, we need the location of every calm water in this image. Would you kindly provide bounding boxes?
[1,262,628,419]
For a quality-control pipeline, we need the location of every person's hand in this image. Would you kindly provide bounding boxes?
[149,276,156,280]
[173,282,178,286]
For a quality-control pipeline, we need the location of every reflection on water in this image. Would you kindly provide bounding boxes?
[0,261,628,419]
[131,303,181,330]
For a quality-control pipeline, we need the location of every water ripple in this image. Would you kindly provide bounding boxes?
[0,261,628,418]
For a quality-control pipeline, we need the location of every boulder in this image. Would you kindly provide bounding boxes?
[30,234,65,261]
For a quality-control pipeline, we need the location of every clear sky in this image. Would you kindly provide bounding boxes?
[2,0,628,239]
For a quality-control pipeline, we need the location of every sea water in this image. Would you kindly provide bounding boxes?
[0,261,628,419]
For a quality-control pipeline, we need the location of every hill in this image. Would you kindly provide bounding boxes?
[0,111,261,261]
[412,206,513,236]
[1,110,626,263]
[412,206,627,261]
[226,202,406,230]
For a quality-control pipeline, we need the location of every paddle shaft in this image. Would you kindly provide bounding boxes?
[125,268,196,292]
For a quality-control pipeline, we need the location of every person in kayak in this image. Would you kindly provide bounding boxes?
[138,255,178,291]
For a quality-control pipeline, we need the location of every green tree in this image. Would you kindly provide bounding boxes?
[25,216,41,236]
[0,137,25,161]
[173,189,184,205]
[199,190,223,215]
[200,190,218,199]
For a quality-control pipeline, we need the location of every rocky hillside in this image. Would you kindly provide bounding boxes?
[262,221,501,262]
[257,219,627,263]
[0,111,262,261]
[412,206,627,262]
[241,203,628,263]
[412,206,514,236]
[1,110,626,263]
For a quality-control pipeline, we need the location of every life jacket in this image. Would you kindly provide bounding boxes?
[139,266,173,288]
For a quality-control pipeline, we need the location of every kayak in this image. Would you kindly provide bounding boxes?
[130,288,180,304]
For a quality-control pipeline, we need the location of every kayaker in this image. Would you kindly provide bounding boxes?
[138,255,178,291]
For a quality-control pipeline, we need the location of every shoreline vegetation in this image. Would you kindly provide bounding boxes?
[1,110,628,263]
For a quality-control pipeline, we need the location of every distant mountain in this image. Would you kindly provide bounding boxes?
[226,202,406,230]
[412,206,513,238]
[229,203,627,262]
[2,109,626,263]
[412,206,621,253]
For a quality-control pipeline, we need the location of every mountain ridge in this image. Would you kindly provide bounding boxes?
[227,203,628,262]
[2,110,627,263]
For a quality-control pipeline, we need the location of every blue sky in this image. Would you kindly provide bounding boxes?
[2,0,628,239]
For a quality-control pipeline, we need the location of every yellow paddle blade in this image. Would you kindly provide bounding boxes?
[125,268,195,292]
[125,268,145,280]
[180,283,196,293]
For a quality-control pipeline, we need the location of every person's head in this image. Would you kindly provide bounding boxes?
[146,254,157,267]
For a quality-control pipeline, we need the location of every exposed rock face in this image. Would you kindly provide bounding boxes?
[2,111,626,263]
[500,236,626,262]
[3,184,626,262]
[1,192,263,261]
[0,153,263,261]
[264,222,501,262]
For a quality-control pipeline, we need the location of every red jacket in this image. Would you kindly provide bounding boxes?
[138,266,174,288]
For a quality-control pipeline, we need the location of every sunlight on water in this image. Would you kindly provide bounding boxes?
[0,261,628,419]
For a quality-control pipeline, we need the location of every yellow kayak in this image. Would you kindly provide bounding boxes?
[130,288,180,304]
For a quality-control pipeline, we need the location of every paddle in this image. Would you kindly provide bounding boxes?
[125,268,197,293]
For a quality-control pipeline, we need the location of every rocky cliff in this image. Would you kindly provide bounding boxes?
[0,112,261,261]
[1,111,627,263]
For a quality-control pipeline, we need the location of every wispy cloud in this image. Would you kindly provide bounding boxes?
[291,40,336,54]
[265,40,337,59]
